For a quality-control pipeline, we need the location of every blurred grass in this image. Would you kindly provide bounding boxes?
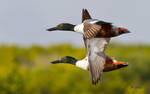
[0,43,150,94]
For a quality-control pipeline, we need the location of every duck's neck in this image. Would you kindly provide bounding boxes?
[61,24,75,31]
[51,56,89,70]
[51,56,77,65]
[74,23,84,34]
[65,58,77,65]
[75,57,89,70]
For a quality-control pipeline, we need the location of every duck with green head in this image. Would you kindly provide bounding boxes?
[47,13,130,38]
[50,56,128,72]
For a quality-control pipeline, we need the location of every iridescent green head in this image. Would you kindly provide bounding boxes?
[50,56,77,65]
[47,23,75,31]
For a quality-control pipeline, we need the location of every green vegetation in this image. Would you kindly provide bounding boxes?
[0,44,150,94]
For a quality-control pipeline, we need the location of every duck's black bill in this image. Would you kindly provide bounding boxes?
[50,60,61,64]
[47,27,57,31]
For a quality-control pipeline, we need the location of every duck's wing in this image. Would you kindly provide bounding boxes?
[83,20,113,39]
[87,38,110,85]
[81,9,111,84]
[82,9,92,53]
[82,9,92,23]
[83,22,102,39]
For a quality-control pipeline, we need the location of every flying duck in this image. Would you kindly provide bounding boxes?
[47,9,130,39]
[50,56,128,72]
[47,9,130,85]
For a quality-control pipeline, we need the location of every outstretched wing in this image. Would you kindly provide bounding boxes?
[83,20,112,39]
[81,9,111,84]
[82,9,92,23]
[87,38,110,85]
[83,22,102,39]
[82,9,92,54]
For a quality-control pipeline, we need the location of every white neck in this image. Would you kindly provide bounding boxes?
[75,57,89,70]
[74,23,84,34]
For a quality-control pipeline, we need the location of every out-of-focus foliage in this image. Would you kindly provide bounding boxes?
[0,44,150,94]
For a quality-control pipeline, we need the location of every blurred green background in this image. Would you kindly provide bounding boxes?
[0,43,150,94]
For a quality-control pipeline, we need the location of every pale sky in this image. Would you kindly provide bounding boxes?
[0,0,150,46]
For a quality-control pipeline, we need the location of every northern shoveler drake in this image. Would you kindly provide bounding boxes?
[50,56,128,72]
[47,9,130,39]
[47,9,130,85]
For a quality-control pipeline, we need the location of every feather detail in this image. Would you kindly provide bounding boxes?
[83,22,101,38]
[87,38,110,85]
[82,9,92,22]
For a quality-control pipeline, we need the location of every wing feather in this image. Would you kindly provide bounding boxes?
[88,38,110,85]
[83,22,102,38]
[82,9,92,23]
[82,9,92,53]
[81,9,111,84]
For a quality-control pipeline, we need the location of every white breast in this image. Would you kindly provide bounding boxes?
[75,57,89,70]
[74,23,84,34]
